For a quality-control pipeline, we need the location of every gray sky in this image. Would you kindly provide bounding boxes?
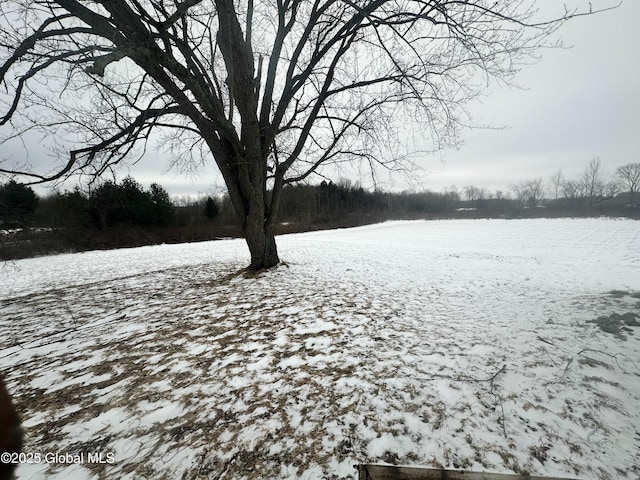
[3,0,638,198]
[420,0,640,194]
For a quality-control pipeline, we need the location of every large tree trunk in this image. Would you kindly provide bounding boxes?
[243,197,279,269]
[244,219,279,270]
[225,159,280,270]
[201,138,280,270]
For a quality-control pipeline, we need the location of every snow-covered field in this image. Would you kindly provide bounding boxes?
[1,218,639,480]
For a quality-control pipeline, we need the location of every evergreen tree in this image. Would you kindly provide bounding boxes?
[205,197,219,220]
[0,180,39,226]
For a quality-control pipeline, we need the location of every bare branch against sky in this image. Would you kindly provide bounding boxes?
[0,0,631,200]
[0,0,628,200]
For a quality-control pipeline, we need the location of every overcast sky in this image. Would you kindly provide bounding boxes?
[3,0,638,198]
[421,0,640,194]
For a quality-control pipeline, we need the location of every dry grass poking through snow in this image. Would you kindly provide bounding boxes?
[1,219,640,479]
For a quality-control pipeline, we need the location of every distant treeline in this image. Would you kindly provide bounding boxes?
[1,159,639,259]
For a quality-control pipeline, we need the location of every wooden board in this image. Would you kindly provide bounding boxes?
[358,464,578,480]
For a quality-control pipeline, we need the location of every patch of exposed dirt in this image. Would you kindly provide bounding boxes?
[588,312,640,340]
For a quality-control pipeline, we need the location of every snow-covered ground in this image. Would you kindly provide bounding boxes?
[1,218,639,480]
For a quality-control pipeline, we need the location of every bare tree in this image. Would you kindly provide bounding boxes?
[525,177,545,207]
[561,179,583,200]
[510,178,544,208]
[0,1,609,268]
[581,157,606,205]
[604,179,620,200]
[462,185,488,209]
[616,163,640,206]
[510,181,529,208]
[442,185,460,209]
[463,185,479,204]
[549,169,564,200]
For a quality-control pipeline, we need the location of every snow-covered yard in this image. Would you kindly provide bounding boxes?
[1,218,639,480]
